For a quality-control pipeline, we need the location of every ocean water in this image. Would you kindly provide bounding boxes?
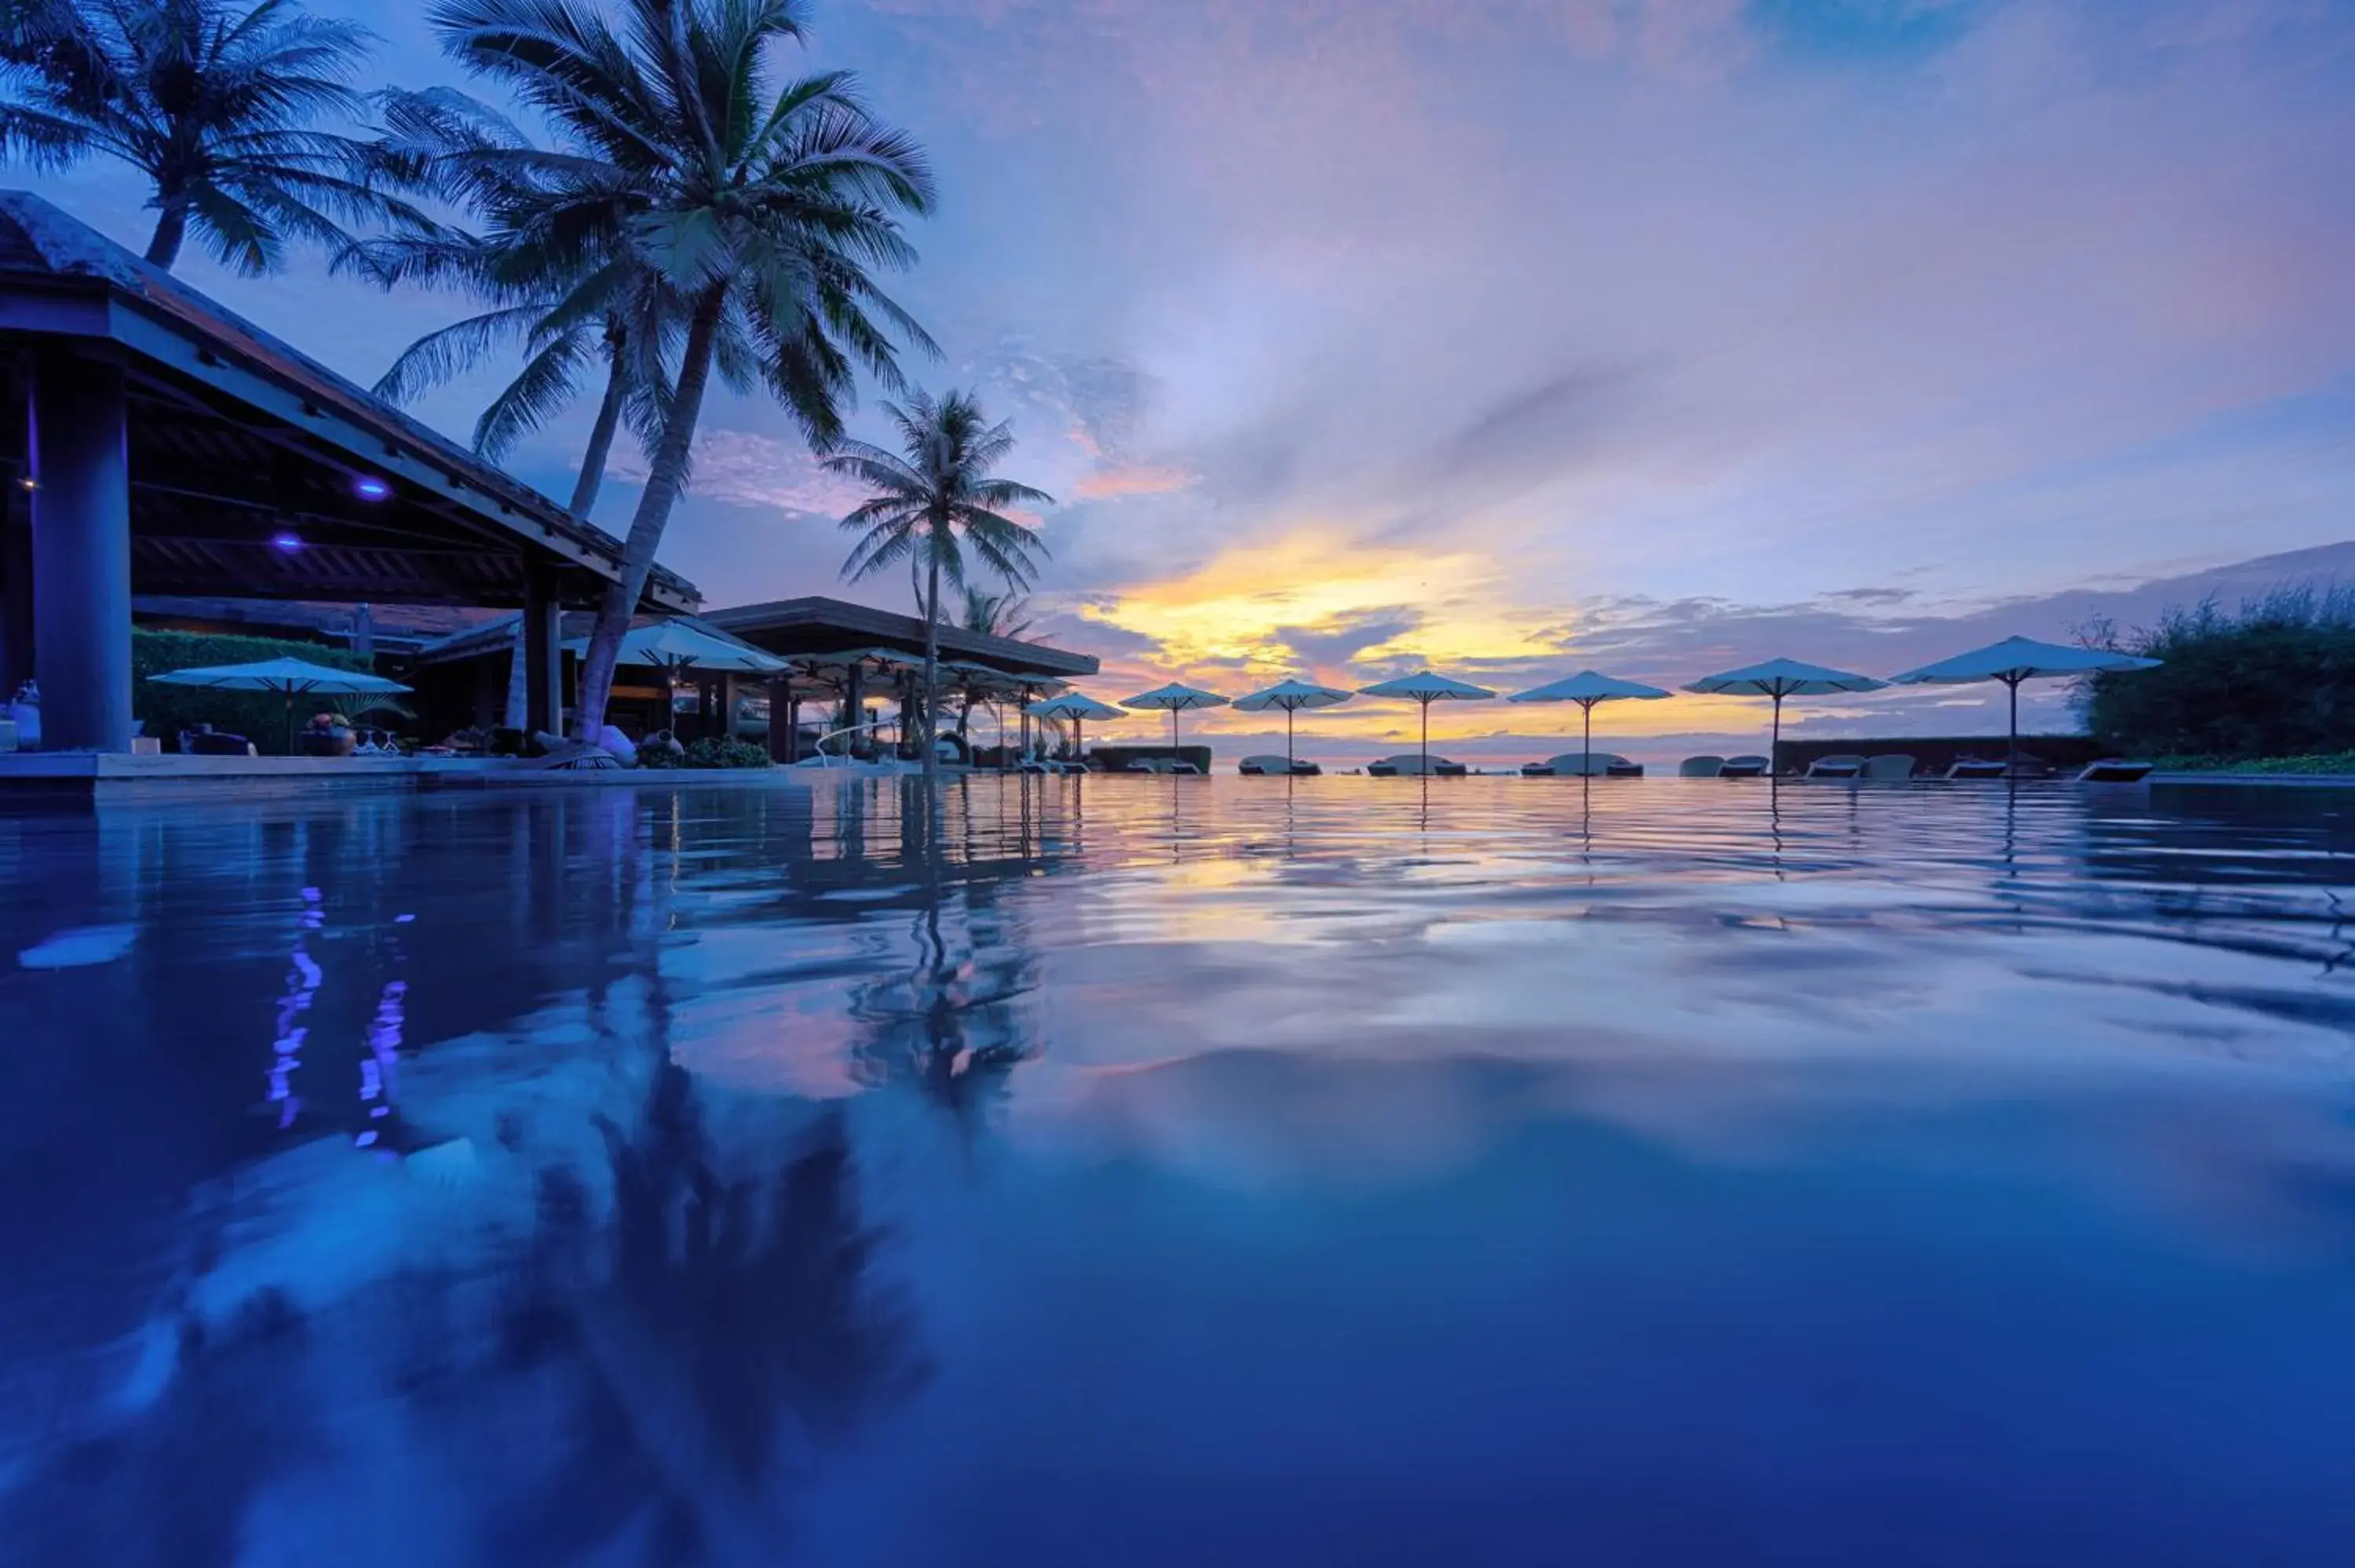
[3,775,2355,1566]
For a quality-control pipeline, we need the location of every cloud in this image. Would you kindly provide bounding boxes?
[608,429,871,517]
[1072,463,1197,500]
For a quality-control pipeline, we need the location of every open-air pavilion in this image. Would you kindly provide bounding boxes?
[702,596,1097,762]
[411,596,1097,762]
[0,191,696,756]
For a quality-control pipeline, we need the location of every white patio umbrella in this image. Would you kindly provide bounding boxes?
[1234,678,1353,771]
[1683,658,1886,768]
[148,658,411,752]
[1028,692,1126,768]
[1889,636,2162,764]
[564,619,787,738]
[1121,682,1230,764]
[1357,671,1495,772]
[1507,670,1673,774]
[560,619,788,674]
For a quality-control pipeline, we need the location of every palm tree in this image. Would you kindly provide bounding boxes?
[0,0,414,272]
[350,87,674,522]
[831,391,1050,778]
[422,0,938,744]
[953,584,1030,746]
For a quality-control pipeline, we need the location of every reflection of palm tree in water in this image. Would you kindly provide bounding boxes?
[495,1057,926,1566]
[852,783,1043,1125]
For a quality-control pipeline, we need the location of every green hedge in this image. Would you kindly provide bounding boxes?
[637,736,772,770]
[131,629,383,755]
[2083,585,2355,761]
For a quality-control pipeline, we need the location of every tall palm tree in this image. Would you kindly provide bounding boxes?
[423,0,938,743]
[831,390,1050,778]
[0,0,414,272]
[350,86,685,735]
[953,584,1031,745]
[349,87,674,522]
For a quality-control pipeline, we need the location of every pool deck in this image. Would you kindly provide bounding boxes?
[0,752,816,799]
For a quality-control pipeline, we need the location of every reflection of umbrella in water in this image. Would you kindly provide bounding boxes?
[1028,693,1125,770]
[1120,683,1230,767]
[1233,678,1353,771]
[147,657,411,752]
[1889,636,2161,771]
[1507,669,1671,775]
[1682,658,1884,771]
[1357,671,1495,772]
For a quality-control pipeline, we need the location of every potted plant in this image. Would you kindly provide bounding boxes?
[298,710,356,757]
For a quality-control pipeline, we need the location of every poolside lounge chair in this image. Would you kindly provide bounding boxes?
[522,735,626,771]
[1368,753,1466,777]
[2076,759,2152,783]
[1806,753,1868,779]
[1290,760,1322,776]
[1239,754,1291,776]
[1678,755,1727,778]
[1168,760,1202,775]
[180,724,256,757]
[1944,757,2009,780]
[1863,753,1917,781]
[1718,755,1769,779]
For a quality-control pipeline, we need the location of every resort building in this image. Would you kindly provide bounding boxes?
[0,191,696,753]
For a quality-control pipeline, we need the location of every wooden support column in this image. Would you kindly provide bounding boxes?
[29,349,132,750]
[521,560,563,737]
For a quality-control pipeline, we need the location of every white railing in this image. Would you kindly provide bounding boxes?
[801,718,892,768]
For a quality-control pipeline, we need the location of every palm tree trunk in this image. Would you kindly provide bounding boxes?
[920,547,942,780]
[568,326,630,518]
[572,286,727,742]
[144,200,188,271]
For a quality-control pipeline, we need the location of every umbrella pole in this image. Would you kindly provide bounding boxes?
[1171,706,1180,764]
[1420,701,1429,771]
[1583,700,1593,775]
[2007,676,2020,771]
[1771,692,1784,775]
[284,690,296,756]
[1287,706,1296,770]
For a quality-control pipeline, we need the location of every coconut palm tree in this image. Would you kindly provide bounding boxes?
[0,0,415,272]
[831,391,1050,778]
[952,584,1031,746]
[349,87,675,522]
[422,0,938,744]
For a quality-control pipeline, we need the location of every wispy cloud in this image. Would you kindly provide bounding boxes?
[608,429,871,517]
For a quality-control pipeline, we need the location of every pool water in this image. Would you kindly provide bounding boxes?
[5,775,2355,1565]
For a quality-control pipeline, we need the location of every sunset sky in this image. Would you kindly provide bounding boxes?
[17,0,2355,760]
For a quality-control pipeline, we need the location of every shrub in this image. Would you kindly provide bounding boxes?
[2082,585,2355,762]
[640,736,772,770]
[131,629,379,755]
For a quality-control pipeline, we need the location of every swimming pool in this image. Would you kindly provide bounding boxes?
[5,775,2355,1565]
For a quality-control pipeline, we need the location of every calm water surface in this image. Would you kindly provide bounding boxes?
[5,775,2355,1565]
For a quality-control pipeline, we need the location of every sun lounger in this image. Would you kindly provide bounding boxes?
[1806,753,1867,779]
[1718,755,1769,778]
[1678,755,1727,778]
[1239,754,1291,776]
[1944,757,2009,780]
[2076,759,2152,783]
[1863,753,1916,781]
[1168,760,1202,775]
